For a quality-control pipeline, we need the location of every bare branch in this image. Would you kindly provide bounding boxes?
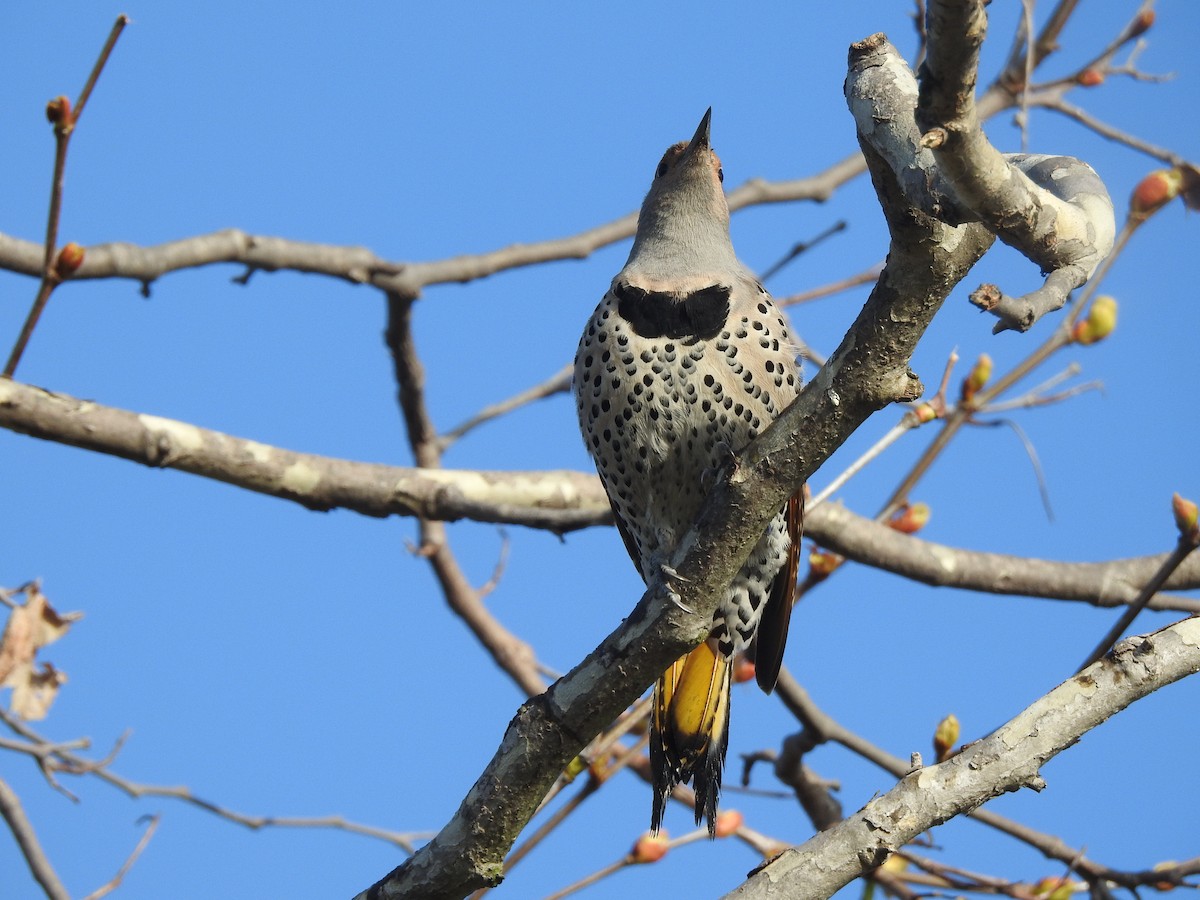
[1028,93,1191,168]
[811,503,1200,614]
[778,262,881,309]
[3,15,129,377]
[0,774,69,900]
[727,618,1200,899]
[0,709,429,853]
[81,814,159,900]
[917,1,1116,333]
[0,378,608,533]
[775,671,1200,892]
[0,157,865,300]
[437,364,573,452]
[385,292,546,698]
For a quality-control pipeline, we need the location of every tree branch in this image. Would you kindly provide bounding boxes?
[0,378,607,533]
[6,377,1192,618]
[917,0,1115,333]
[813,503,1200,613]
[727,617,1200,899]
[0,774,69,900]
[384,291,546,697]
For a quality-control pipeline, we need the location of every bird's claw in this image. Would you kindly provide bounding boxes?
[658,564,694,613]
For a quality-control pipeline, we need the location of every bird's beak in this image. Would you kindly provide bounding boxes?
[684,107,712,156]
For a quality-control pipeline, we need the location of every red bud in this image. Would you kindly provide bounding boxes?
[45,95,71,125]
[631,831,670,863]
[807,548,843,580]
[54,242,86,278]
[732,655,756,684]
[1130,9,1155,37]
[1130,169,1183,220]
[888,503,930,535]
[714,809,744,838]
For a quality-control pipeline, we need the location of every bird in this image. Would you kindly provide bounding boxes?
[573,108,804,835]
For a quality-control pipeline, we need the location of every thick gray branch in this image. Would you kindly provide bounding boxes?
[0,379,604,533]
[913,1,1115,333]
[725,617,1200,899]
[814,503,1200,613]
[5,378,1196,613]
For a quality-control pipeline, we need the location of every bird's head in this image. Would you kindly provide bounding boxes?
[623,108,738,286]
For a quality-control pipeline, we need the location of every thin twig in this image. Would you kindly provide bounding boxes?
[477,529,511,600]
[1029,94,1189,168]
[1078,536,1200,672]
[3,15,129,378]
[982,380,1102,413]
[542,855,631,900]
[808,422,911,511]
[81,813,160,900]
[809,351,957,511]
[0,709,427,852]
[437,364,573,452]
[996,0,1081,94]
[778,262,881,309]
[71,16,130,127]
[971,417,1055,521]
[759,221,847,283]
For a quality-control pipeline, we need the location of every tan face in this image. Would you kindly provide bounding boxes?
[653,141,725,190]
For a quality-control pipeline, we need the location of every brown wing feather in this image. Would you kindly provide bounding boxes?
[753,489,804,694]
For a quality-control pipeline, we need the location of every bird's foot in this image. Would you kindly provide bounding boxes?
[658,564,694,613]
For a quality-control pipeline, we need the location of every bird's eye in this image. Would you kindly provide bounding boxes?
[656,161,669,178]
[717,167,724,183]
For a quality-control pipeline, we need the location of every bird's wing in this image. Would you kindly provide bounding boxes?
[753,489,804,694]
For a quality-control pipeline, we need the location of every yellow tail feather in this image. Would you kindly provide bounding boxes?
[650,641,732,835]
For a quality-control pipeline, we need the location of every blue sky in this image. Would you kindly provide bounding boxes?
[2,3,1198,898]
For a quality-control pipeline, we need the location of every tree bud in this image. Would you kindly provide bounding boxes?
[54,242,86,278]
[45,95,71,125]
[1130,168,1183,220]
[888,503,930,535]
[631,831,670,863]
[933,713,959,762]
[807,548,843,580]
[713,809,743,838]
[1130,9,1156,37]
[1172,493,1199,542]
[732,654,756,684]
[960,353,992,403]
[1071,296,1117,346]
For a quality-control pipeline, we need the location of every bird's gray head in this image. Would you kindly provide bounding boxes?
[621,108,741,287]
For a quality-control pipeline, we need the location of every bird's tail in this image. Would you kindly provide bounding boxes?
[650,640,732,835]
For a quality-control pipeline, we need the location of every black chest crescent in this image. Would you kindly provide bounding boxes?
[613,282,731,342]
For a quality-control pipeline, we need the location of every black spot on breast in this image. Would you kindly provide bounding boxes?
[613,282,731,341]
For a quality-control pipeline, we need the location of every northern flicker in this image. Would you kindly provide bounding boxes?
[574,108,803,834]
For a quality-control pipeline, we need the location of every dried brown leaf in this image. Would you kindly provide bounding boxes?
[0,584,82,720]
